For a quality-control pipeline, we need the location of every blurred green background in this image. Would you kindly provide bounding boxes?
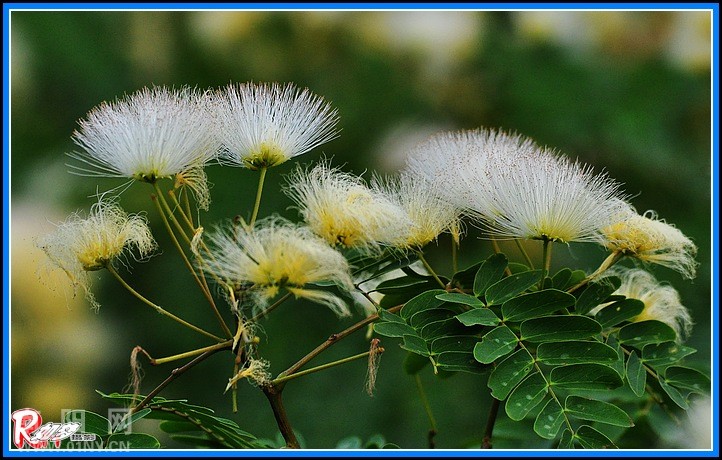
[10,9,712,449]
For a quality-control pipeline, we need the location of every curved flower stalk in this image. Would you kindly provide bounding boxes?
[406,128,628,244]
[284,162,409,254]
[371,172,462,251]
[603,202,698,279]
[37,197,156,310]
[216,82,340,170]
[68,85,220,209]
[203,216,354,317]
[597,267,693,341]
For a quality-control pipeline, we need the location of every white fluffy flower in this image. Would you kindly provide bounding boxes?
[68,86,219,208]
[603,202,698,279]
[284,163,409,253]
[371,172,461,250]
[407,128,628,243]
[203,216,353,317]
[37,197,156,310]
[598,267,693,341]
[216,82,339,169]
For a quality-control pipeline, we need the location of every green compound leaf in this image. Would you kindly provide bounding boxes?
[664,366,711,394]
[435,292,484,308]
[374,275,430,294]
[488,348,535,400]
[574,425,618,449]
[536,340,618,366]
[484,269,542,306]
[409,308,457,329]
[420,318,471,341]
[435,351,488,374]
[430,335,478,354]
[626,350,646,397]
[642,342,697,368]
[558,429,575,449]
[373,321,417,338]
[400,289,447,319]
[550,364,623,390]
[377,310,405,323]
[520,315,602,343]
[403,352,430,375]
[564,396,633,427]
[574,276,621,315]
[593,299,645,328]
[400,334,430,357]
[659,379,689,409]
[618,320,677,348]
[505,372,549,421]
[106,433,161,449]
[502,289,576,322]
[605,335,626,377]
[455,308,500,327]
[534,398,565,440]
[474,253,509,297]
[64,410,110,437]
[473,325,518,364]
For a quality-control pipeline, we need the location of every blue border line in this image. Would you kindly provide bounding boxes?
[2,2,719,458]
[1,2,720,10]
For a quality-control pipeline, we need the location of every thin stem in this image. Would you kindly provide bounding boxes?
[451,238,458,274]
[107,265,225,342]
[481,397,500,449]
[417,252,446,289]
[153,183,191,244]
[354,284,380,311]
[151,340,233,365]
[280,304,404,378]
[151,192,233,339]
[262,386,299,448]
[271,349,382,387]
[567,250,624,294]
[249,292,293,322]
[249,166,268,228]
[491,238,513,277]
[414,374,437,449]
[131,348,225,414]
[540,237,551,286]
[168,189,197,234]
[515,239,535,269]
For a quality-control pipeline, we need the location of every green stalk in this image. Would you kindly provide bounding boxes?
[417,252,446,289]
[249,166,268,228]
[271,348,383,386]
[106,265,224,342]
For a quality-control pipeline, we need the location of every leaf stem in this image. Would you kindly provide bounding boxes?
[106,265,225,342]
[131,348,226,414]
[481,397,500,449]
[414,374,437,448]
[515,238,535,269]
[567,250,623,294]
[249,166,268,228]
[417,252,446,288]
[540,237,552,286]
[271,349,383,387]
[280,304,404,378]
[151,341,233,365]
[249,291,293,322]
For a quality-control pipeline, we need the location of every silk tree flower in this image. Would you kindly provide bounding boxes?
[203,216,354,317]
[597,267,693,341]
[284,163,410,253]
[68,85,220,209]
[407,128,628,243]
[603,202,698,279]
[216,82,340,170]
[371,172,462,250]
[37,198,156,310]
